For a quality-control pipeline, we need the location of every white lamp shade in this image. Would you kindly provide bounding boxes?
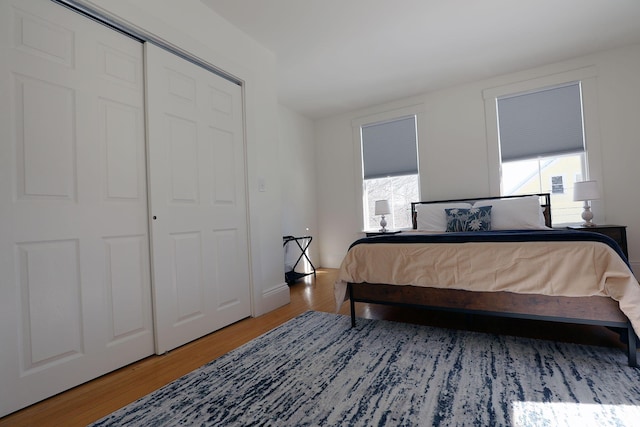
[573,180,600,201]
[374,200,391,215]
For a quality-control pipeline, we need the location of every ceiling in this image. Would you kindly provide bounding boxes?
[202,0,640,119]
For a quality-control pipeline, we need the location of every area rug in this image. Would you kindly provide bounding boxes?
[91,311,640,426]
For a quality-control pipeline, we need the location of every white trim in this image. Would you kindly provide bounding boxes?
[482,66,598,100]
[351,104,424,231]
[53,0,242,85]
[482,66,605,221]
[260,283,290,314]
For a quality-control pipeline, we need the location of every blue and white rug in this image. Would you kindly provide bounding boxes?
[91,311,640,426]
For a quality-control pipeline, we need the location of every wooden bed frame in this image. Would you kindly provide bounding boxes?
[348,193,638,367]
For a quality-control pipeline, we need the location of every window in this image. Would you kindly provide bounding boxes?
[551,176,564,194]
[360,116,419,230]
[497,82,586,224]
[501,154,583,224]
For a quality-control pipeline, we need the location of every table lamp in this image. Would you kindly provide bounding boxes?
[374,200,391,232]
[573,180,600,227]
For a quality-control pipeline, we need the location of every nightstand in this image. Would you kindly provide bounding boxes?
[365,230,402,237]
[567,225,628,258]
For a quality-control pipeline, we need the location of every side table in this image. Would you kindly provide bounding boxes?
[365,230,402,237]
[567,224,628,259]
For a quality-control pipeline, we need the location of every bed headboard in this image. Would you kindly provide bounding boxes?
[411,193,552,229]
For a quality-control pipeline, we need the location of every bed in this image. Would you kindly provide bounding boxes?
[335,193,640,366]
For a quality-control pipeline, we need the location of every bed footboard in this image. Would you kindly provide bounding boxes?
[348,282,637,367]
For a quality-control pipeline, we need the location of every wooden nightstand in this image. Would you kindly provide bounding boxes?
[365,230,402,237]
[567,225,628,258]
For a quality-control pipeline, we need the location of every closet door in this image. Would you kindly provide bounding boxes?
[0,0,153,416]
[146,44,251,354]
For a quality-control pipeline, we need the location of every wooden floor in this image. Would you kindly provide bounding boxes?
[0,268,626,426]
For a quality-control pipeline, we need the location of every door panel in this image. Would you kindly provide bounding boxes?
[0,0,153,416]
[105,234,149,341]
[17,239,83,369]
[16,74,76,199]
[146,44,251,354]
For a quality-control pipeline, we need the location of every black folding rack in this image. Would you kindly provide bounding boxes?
[283,235,316,284]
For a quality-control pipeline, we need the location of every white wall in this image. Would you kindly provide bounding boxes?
[78,0,289,315]
[316,43,640,273]
[278,105,319,270]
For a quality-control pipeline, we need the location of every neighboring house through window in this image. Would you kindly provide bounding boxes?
[551,176,565,194]
[358,114,420,230]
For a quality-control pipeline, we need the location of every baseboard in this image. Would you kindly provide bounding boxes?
[257,282,290,315]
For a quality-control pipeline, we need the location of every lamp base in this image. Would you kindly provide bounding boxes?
[581,203,596,227]
[379,215,387,233]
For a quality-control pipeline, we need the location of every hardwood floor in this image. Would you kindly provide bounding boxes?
[0,268,625,426]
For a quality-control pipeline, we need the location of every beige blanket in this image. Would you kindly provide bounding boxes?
[335,240,640,335]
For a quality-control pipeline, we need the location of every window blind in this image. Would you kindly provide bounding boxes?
[497,83,584,162]
[361,116,418,179]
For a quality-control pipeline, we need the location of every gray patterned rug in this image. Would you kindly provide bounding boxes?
[91,311,640,426]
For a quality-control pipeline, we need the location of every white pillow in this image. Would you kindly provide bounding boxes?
[474,196,548,230]
[415,202,472,231]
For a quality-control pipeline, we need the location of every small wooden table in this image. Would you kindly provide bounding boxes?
[567,224,628,258]
[365,230,402,237]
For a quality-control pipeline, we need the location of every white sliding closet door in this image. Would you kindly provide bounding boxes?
[146,44,251,354]
[0,0,153,416]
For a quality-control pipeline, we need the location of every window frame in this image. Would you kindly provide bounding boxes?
[352,104,423,231]
[482,66,605,224]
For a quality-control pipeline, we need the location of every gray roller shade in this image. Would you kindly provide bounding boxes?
[497,83,584,162]
[362,116,418,179]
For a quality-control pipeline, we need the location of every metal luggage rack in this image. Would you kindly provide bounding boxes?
[283,235,316,284]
